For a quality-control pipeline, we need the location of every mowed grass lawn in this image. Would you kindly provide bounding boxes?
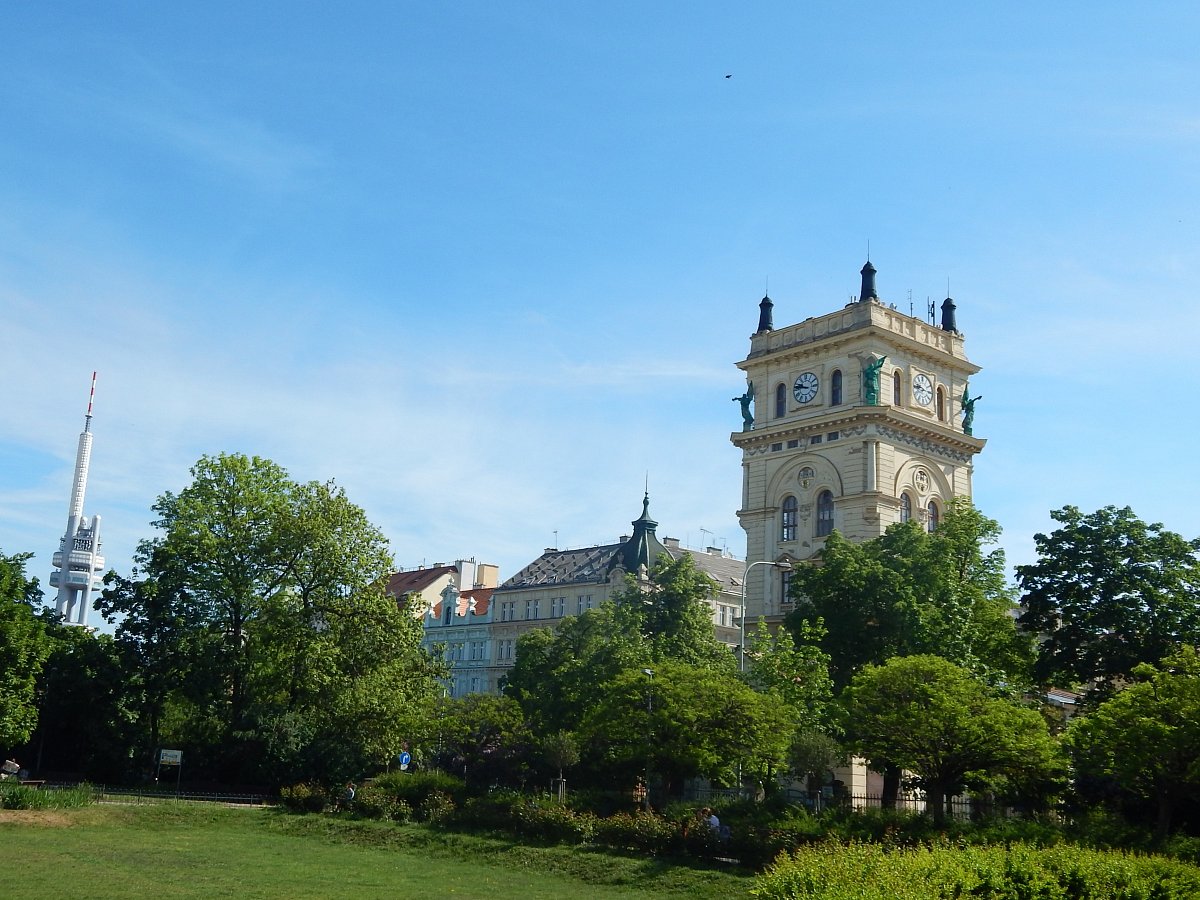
[0,802,752,899]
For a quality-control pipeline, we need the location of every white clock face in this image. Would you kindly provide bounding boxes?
[793,372,819,403]
[912,373,934,406]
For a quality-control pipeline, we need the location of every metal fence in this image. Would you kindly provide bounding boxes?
[684,785,1006,821]
[81,784,274,806]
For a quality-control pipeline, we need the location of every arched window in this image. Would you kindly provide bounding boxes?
[816,490,834,537]
[936,386,945,421]
[900,492,912,523]
[775,382,786,419]
[927,501,939,532]
[893,371,901,406]
[443,600,453,625]
[781,495,798,541]
[831,370,843,405]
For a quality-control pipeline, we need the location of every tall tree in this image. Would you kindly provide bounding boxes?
[103,452,442,784]
[842,655,1062,826]
[1067,646,1200,841]
[580,659,791,802]
[787,500,1030,690]
[744,618,836,735]
[23,625,136,780]
[610,554,735,670]
[1017,505,1200,695]
[0,551,50,749]
[504,600,648,734]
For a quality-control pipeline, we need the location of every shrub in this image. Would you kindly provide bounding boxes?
[369,771,467,809]
[594,810,680,855]
[419,789,455,824]
[509,796,597,844]
[352,784,412,822]
[751,841,1200,900]
[278,783,329,813]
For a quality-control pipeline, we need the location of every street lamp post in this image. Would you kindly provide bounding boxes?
[642,667,654,811]
[739,559,793,672]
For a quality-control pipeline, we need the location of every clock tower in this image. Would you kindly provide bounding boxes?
[732,261,985,626]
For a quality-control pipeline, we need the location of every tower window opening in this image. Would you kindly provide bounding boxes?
[775,383,786,419]
[936,386,945,420]
[893,371,901,406]
[816,490,834,537]
[781,495,798,542]
[831,370,843,405]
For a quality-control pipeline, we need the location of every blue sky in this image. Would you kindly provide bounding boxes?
[3,3,1198,619]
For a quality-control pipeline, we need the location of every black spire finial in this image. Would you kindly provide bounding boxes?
[756,293,774,332]
[859,260,878,302]
[940,296,958,333]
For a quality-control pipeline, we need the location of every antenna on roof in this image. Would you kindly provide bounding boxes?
[908,290,913,318]
[927,298,935,323]
[700,527,712,546]
[553,529,558,550]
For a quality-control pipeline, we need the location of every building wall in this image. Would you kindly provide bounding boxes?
[733,294,985,626]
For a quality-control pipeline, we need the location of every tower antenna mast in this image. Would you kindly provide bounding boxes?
[50,372,105,628]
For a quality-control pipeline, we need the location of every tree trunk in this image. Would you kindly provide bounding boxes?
[927,781,948,826]
[1154,791,1174,844]
[881,765,901,809]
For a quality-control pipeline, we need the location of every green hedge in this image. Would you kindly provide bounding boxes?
[751,842,1200,900]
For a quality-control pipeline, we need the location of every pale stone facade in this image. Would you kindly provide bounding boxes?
[732,262,985,630]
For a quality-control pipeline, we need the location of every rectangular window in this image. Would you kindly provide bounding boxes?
[787,439,799,449]
[781,570,794,604]
[470,640,485,661]
[771,442,783,452]
[576,594,594,614]
[525,598,540,620]
[495,639,513,661]
[500,601,515,622]
[551,596,566,618]
[810,434,823,445]
[469,676,480,693]
[827,431,839,441]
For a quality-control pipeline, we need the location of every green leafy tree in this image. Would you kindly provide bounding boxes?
[541,730,580,785]
[841,655,1062,826]
[433,693,532,789]
[580,660,791,802]
[0,551,51,749]
[22,625,137,781]
[1067,646,1200,841]
[103,452,441,784]
[610,554,735,670]
[504,600,648,734]
[787,500,1030,690]
[1017,505,1200,695]
[744,618,836,734]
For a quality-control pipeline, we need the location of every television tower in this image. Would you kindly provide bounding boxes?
[49,372,105,627]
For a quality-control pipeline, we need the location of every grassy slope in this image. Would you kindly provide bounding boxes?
[0,803,751,899]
